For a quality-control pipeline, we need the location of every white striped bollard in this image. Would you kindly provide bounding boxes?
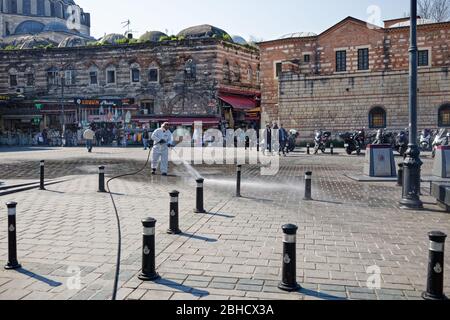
[278,224,300,292]
[98,166,106,193]
[236,165,242,198]
[5,202,21,270]
[194,178,206,213]
[167,191,181,235]
[423,231,447,300]
[40,160,45,190]
[138,218,160,281]
[303,171,313,201]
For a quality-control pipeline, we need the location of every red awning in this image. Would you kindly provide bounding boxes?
[219,94,257,111]
[133,117,220,126]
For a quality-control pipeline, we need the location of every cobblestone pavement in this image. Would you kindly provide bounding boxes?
[0,147,448,300]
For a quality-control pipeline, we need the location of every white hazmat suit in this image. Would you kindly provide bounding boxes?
[151,126,173,174]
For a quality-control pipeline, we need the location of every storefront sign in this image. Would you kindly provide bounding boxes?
[74,98,135,107]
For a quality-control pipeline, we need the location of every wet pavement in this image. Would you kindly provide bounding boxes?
[0,146,448,300]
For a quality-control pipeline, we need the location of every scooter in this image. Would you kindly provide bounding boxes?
[395,129,409,157]
[314,130,332,154]
[432,129,450,158]
[419,129,433,151]
[340,131,363,155]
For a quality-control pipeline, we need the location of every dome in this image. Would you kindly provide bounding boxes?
[14,21,45,35]
[58,36,87,48]
[390,18,435,28]
[232,35,247,45]
[43,22,70,33]
[279,32,317,39]
[177,24,231,40]
[18,36,56,49]
[100,33,127,44]
[139,31,168,42]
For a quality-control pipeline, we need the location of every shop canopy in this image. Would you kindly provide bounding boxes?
[134,117,221,126]
[219,94,257,111]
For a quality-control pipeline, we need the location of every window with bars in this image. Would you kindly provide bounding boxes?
[9,74,17,87]
[275,62,282,78]
[106,69,116,84]
[304,54,311,63]
[439,104,450,127]
[336,50,347,72]
[47,70,59,85]
[358,48,369,70]
[131,68,140,83]
[26,73,34,86]
[369,107,387,129]
[89,71,98,85]
[418,50,429,67]
[149,68,159,82]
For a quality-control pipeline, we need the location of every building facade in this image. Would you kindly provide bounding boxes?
[258,17,450,138]
[0,34,260,141]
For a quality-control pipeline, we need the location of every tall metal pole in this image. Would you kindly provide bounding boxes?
[400,0,423,210]
[61,74,65,147]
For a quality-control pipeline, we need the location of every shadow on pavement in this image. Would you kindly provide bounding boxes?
[0,147,58,153]
[17,268,63,287]
[311,199,344,205]
[155,278,209,298]
[179,232,218,243]
[300,288,347,300]
[205,212,235,219]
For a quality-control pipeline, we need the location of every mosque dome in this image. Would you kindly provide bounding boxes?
[232,35,247,45]
[14,20,45,35]
[177,24,231,40]
[18,36,56,49]
[139,31,168,42]
[100,33,128,44]
[58,36,87,48]
[279,32,318,39]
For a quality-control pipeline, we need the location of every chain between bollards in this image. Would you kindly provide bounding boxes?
[5,202,21,270]
[279,224,300,292]
[303,171,313,201]
[138,218,160,281]
[194,178,206,213]
[39,160,45,190]
[167,191,181,235]
[236,165,242,198]
[423,231,447,300]
[98,166,106,193]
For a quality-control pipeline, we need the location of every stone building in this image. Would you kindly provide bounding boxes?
[258,16,450,138]
[0,0,91,47]
[0,24,261,137]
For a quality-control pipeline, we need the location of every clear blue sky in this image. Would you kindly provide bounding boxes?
[76,0,411,40]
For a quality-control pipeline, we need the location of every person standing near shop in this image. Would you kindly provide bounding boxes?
[83,126,95,153]
[151,122,173,176]
[143,128,150,151]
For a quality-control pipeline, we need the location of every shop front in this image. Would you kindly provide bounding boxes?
[218,90,261,130]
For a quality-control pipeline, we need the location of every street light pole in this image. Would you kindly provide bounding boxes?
[400,0,423,210]
[61,73,66,147]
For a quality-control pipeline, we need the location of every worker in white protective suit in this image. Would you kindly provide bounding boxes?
[151,122,173,176]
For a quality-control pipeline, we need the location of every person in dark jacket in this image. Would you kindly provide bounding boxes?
[264,124,272,155]
[279,124,288,156]
[142,129,150,150]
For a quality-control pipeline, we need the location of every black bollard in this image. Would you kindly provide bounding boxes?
[98,166,106,193]
[5,202,21,270]
[278,224,300,292]
[330,143,334,155]
[194,178,206,213]
[39,160,45,190]
[138,218,160,281]
[167,191,181,235]
[306,144,310,155]
[423,231,447,300]
[397,163,404,187]
[303,171,313,201]
[236,165,242,198]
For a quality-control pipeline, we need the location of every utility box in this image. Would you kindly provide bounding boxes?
[433,146,450,178]
[364,144,397,177]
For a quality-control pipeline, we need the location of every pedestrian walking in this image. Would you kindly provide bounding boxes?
[279,124,288,156]
[143,129,150,150]
[83,127,95,153]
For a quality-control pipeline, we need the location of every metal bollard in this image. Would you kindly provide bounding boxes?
[423,231,447,300]
[5,202,21,270]
[278,224,300,292]
[303,171,313,201]
[397,163,404,187]
[236,165,242,198]
[194,178,206,213]
[306,144,310,155]
[330,143,334,155]
[167,191,181,235]
[138,218,160,281]
[40,160,45,190]
[98,166,106,193]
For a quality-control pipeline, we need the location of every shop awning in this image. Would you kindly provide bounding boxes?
[133,117,221,126]
[219,94,257,111]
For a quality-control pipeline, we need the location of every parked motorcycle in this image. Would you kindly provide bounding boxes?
[314,130,332,154]
[419,129,433,151]
[286,129,299,153]
[371,129,396,148]
[432,129,450,158]
[395,129,409,157]
[339,131,364,155]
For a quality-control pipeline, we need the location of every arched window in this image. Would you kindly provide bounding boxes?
[438,104,450,127]
[105,65,117,85]
[130,63,140,83]
[8,68,18,87]
[148,63,160,83]
[184,59,196,80]
[233,62,241,82]
[369,107,387,129]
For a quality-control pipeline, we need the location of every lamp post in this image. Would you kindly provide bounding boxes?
[400,0,423,210]
[60,72,66,147]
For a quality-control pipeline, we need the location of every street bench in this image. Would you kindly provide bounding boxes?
[431,183,450,212]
